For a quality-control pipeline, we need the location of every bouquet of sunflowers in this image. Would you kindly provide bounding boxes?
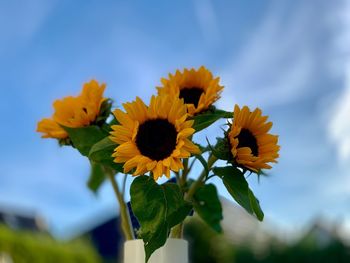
[37,66,280,262]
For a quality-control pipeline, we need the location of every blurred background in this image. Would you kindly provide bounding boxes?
[0,0,349,262]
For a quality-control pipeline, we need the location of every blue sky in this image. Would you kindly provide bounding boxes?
[1,0,350,239]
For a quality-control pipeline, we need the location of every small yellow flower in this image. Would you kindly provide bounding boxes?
[110,95,200,180]
[157,66,223,115]
[228,105,280,172]
[36,80,106,139]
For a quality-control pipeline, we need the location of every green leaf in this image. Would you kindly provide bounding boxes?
[89,137,123,172]
[193,184,223,233]
[249,189,264,221]
[87,161,105,193]
[62,125,108,156]
[192,108,232,132]
[214,166,252,214]
[130,176,167,262]
[130,176,191,262]
[213,166,264,221]
[142,223,168,263]
[162,183,192,228]
[89,136,116,155]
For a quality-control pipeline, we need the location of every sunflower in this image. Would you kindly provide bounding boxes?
[110,95,200,180]
[53,80,106,127]
[228,105,280,172]
[37,118,68,139]
[157,66,223,116]
[37,80,106,139]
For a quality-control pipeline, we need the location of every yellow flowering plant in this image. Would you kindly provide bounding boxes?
[37,67,280,262]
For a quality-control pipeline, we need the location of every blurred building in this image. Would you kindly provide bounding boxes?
[0,207,47,233]
[220,198,278,251]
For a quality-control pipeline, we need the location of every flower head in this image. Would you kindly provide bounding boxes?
[37,118,68,139]
[228,105,280,172]
[36,80,106,139]
[157,66,223,115]
[110,95,200,180]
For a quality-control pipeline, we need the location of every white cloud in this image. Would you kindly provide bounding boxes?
[330,85,350,162]
[218,1,341,109]
[339,216,350,244]
[192,0,220,46]
[329,0,350,163]
[212,0,350,233]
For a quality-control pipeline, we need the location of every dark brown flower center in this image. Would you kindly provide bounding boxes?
[179,87,204,108]
[237,128,259,156]
[136,119,177,161]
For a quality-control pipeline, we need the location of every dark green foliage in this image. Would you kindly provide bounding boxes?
[130,176,192,262]
[94,99,113,127]
[63,126,108,156]
[193,184,223,233]
[235,240,350,263]
[213,166,264,221]
[64,127,123,193]
[185,218,350,263]
[87,162,105,193]
[0,225,101,263]
[208,137,232,161]
[89,137,123,172]
[192,107,232,132]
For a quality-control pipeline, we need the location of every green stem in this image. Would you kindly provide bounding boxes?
[106,171,134,240]
[170,159,188,239]
[171,155,218,239]
[186,154,218,201]
[170,157,191,239]
[180,158,189,187]
[175,172,181,185]
[188,158,196,173]
[121,173,128,196]
[206,174,216,181]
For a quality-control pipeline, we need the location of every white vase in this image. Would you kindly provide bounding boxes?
[124,238,188,263]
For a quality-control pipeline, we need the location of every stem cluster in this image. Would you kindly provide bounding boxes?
[107,154,218,241]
